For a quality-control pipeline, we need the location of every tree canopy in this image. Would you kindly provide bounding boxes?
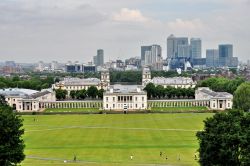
[233,82,250,111]
[0,96,25,166]
[196,110,250,166]
[197,77,245,94]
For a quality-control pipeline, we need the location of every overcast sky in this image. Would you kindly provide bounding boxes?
[0,0,249,63]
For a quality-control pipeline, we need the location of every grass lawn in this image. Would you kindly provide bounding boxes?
[22,113,213,166]
[151,106,208,112]
[45,108,100,113]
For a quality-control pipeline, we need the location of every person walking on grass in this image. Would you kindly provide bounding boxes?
[73,154,77,162]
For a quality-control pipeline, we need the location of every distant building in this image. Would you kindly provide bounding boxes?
[65,62,82,73]
[219,44,233,67]
[141,45,163,70]
[190,38,202,59]
[206,49,219,67]
[192,58,206,69]
[103,84,147,111]
[195,87,233,110]
[51,61,59,71]
[93,49,104,66]
[83,64,96,73]
[125,57,141,68]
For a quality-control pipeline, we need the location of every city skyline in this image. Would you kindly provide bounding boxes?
[0,0,249,63]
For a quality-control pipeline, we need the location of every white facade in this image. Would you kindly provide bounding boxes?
[52,70,110,95]
[142,67,196,88]
[103,85,147,111]
[195,87,233,110]
[0,88,56,112]
[151,77,196,88]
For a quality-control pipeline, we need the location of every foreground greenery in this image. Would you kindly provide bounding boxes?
[0,95,25,165]
[197,110,250,165]
[22,113,213,166]
[233,82,250,111]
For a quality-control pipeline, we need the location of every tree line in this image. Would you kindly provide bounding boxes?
[143,83,195,99]
[197,77,245,94]
[55,86,104,100]
[0,76,55,90]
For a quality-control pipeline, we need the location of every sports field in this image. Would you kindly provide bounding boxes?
[22,113,213,166]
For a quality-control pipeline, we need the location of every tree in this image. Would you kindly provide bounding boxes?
[55,89,67,100]
[97,89,105,99]
[76,89,87,100]
[233,82,250,111]
[70,90,76,99]
[144,83,156,99]
[87,86,98,99]
[196,110,250,166]
[0,100,25,165]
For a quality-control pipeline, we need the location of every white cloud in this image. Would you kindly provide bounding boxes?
[112,8,148,22]
[167,18,204,32]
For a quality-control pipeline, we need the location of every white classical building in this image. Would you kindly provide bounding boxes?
[103,84,147,111]
[0,88,56,112]
[142,67,196,88]
[52,70,110,94]
[195,87,233,110]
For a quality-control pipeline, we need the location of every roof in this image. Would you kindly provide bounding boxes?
[30,91,51,99]
[151,77,196,85]
[105,84,146,95]
[0,88,38,97]
[57,77,101,86]
[198,88,233,99]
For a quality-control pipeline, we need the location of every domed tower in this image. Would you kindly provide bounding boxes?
[142,67,151,86]
[101,69,110,89]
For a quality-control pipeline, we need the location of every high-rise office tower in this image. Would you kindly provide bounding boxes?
[206,49,219,67]
[190,38,202,59]
[93,49,104,66]
[167,34,189,59]
[141,46,152,65]
[219,44,233,67]
[177,44,190,58]
[141,45,162,70]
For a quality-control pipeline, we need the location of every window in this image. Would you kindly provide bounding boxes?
[228,103,230,108]
[106,97,108,102]
[113,97,115,102]
[135,97,137,101]
[142,104,144,108]
[213,103,216,108]
[118,96,120,101]
[113,104,115,108]
[13,99,15,102]
[106,104,108,109]
[142,97,144,101]
[135,104,137,108]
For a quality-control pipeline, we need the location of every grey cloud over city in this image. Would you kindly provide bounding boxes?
[0,0,249,63]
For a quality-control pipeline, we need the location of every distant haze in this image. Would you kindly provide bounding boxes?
[0,0,249,63]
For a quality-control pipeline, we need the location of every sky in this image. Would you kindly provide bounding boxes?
[0,0,249,63]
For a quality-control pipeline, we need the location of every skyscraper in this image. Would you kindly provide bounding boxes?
[219,44,233,67]
[167,35,189,59]
[141,44,162,70]
[93,49,104,66]
[190,38,202,59]
[206,49,219,67]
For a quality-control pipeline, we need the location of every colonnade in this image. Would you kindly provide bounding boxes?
[40,101,103,109]
[148,100,210,108]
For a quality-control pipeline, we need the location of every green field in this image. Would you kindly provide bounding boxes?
[22,113,213,166]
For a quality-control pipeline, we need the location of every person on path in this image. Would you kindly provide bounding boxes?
[130,155,133,160]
